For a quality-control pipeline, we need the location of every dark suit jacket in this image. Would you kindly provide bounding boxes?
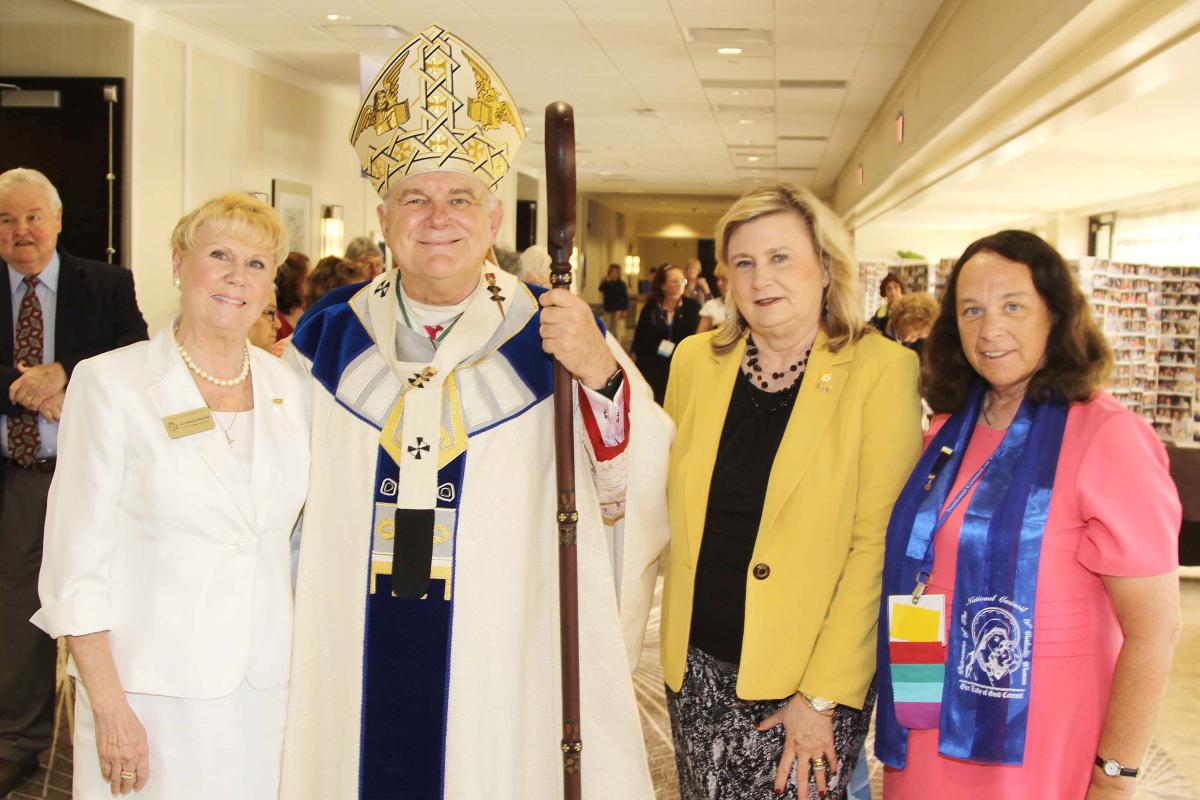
[1,248,148,424]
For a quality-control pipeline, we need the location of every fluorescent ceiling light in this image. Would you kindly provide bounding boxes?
[717,47,743,55]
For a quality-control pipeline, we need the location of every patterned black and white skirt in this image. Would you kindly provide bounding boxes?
[667,646,875,800]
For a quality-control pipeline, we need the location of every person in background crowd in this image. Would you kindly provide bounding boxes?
[249,288,282,353]
[491,243,520,276]
[887,292,939,354]
[274,252,309,341]
[516,244,552,288]
[696,264,729,333]
[33,193,309,799]
[600,263,630,339]
[344,236,385,278]
[877,230,1181,800]
[685,257,712,305]
[302,256,370,310]
[631,263,700,404]
[0,167,148,796]
[869,273,904,336]
[661,183,922,800]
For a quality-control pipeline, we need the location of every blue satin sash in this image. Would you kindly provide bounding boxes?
[876,382,1069,767]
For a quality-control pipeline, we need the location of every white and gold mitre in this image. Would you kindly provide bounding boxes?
[350,24,526,198]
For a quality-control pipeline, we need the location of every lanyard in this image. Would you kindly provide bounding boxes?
[911,450,997,603]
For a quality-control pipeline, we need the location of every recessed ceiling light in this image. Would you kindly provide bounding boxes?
[599,170,612,176]
[747,156,760,162]
[738,119,754,125]
[718,47,743,55]
[326,13,351,21]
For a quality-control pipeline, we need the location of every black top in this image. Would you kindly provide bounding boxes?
[630,297,701,404]
[599,279,629,312]
[689,367,802,665]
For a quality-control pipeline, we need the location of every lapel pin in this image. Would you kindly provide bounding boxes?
[818,373,833,393]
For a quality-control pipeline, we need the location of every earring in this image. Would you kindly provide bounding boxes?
[173,276,182,289]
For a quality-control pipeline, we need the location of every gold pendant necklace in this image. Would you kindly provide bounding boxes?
[214,411,239,446]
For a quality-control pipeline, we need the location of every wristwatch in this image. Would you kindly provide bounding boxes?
[801,693,836,714]
[1095,755,1139,778]
[595,366,624,400]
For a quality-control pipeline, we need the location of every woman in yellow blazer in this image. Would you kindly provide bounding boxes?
[661,184,922,800]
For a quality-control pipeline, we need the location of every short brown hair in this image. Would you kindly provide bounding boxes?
[275,251,309,314]
[304,256,370,308]
[923,230,1112,413]
[711,184,863,355]
[879,272,904,298]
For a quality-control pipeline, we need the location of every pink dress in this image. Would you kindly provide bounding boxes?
[883,393,1180,800]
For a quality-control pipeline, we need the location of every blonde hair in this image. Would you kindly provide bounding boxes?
[711,184,864,355]
[170,193,290,268]
[888,292,939,337]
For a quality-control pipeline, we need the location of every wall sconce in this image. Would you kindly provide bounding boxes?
[320,205,344,258]
[624,254,640,276]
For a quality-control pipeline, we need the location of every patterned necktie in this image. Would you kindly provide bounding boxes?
[8,275,44,466]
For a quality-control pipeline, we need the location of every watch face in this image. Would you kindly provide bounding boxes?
[1104,760,1121,777]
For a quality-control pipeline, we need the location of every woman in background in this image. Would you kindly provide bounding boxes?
[274,251,308,341]
[697,265,729,333]
[631,264,700,404]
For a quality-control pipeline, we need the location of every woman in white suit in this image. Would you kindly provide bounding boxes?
[32,193,310,798]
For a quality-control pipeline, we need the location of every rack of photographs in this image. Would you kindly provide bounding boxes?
[1078,257,1200,443]
[859,259,935,320]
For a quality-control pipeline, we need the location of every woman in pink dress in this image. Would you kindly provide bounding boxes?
[876,230,1181,800]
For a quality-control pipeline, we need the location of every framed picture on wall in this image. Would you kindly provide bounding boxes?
[271,179,313,256]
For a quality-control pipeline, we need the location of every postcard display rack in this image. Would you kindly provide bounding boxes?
[1078,257,1200,443]
[859,259,935,320]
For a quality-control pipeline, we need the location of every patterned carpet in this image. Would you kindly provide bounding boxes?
[633,579,1199,800]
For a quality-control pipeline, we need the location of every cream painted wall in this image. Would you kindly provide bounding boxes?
[579,199,628,303]
[852,224,981,263]
[636,238,698,274]
[127,34,380,333]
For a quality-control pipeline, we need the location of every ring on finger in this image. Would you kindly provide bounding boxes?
[811,757,828,772]
[120,770,136,781]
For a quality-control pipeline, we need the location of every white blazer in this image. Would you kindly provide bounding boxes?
[33,326,310,699]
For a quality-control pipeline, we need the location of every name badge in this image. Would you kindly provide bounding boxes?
[656,339,676,357]
[163,407,214,439]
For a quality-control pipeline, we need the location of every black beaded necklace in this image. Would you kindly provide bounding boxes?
[743,337,812,390]
[741,337,813,413]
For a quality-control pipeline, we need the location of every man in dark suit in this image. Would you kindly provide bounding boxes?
[0,167,148,794]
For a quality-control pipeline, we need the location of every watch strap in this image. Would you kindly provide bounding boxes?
[1095,755,1139,778]
[595,366,624,400]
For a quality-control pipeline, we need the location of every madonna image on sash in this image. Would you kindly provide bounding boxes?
[875,230,1181,800]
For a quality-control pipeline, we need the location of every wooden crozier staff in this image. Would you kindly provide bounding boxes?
[545,100,582,800]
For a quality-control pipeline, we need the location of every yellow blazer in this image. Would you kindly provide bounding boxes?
[660,329,922,707]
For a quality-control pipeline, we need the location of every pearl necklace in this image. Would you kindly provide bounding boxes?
[173,329,250,387]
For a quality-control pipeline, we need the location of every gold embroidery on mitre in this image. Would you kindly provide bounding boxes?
[349,24,526,198]
[352,52,410,146]
[465,53,518,132]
